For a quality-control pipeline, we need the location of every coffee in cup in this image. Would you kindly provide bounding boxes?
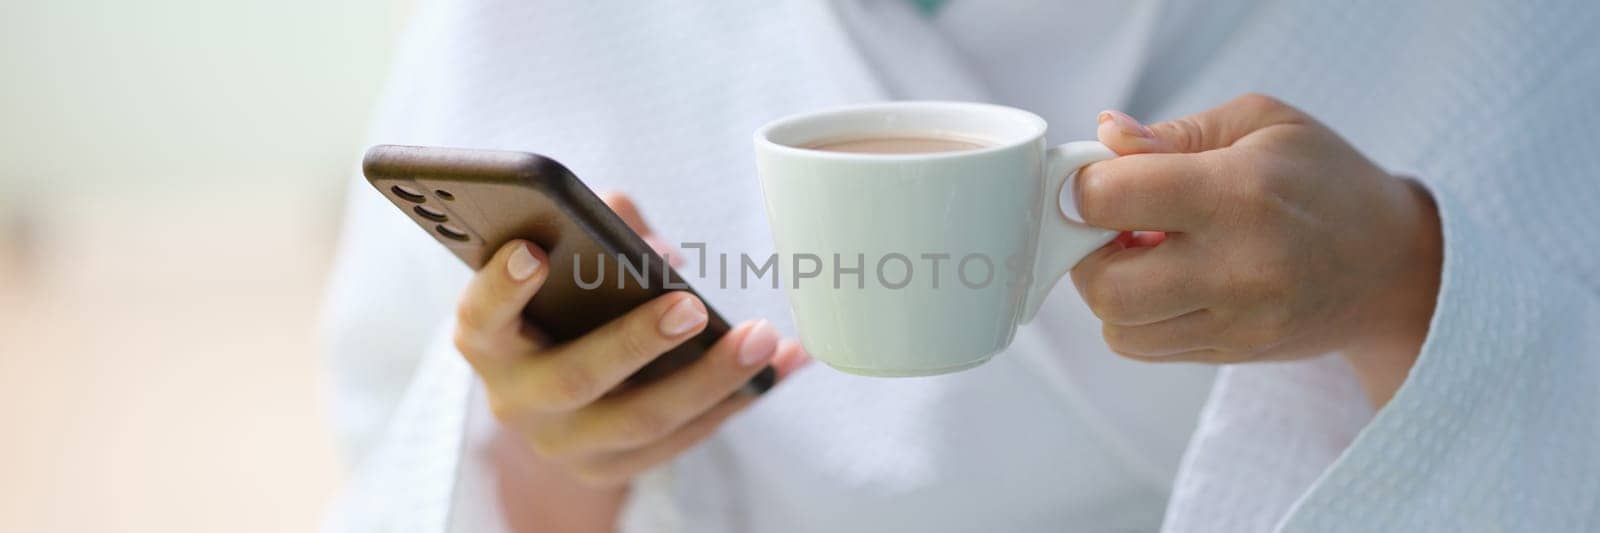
[804,134,993,154]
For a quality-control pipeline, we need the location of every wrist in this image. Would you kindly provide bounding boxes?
[1343,176,1443,408]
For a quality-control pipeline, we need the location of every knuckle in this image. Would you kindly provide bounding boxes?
[1235,93,1308,126]
[617,409,671,444]
[1168,117,1207,152]
[1084,278,1133,323]
[451,325,501,364]
[1101,324,1133,353]
[539,363,599,410]
[1227,173,1287,217]
[617,317,664,361]
[453,300,477,330]
[522,426,557,455]
[486,396,524,425]
[451,326,480,357]
[1236,92,1286,113]
[453,300,489,337]
[1082,280,1113,315]
[526,431,572,460]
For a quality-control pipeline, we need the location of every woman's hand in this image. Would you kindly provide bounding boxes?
[454,192,809,490]
[1071,94,1442,407]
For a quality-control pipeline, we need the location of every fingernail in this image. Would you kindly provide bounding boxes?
[1098,109,1155,139]
[657,297,707,337]
[773,339,814,376]
[507,243,541,281]
[737,320,780,367]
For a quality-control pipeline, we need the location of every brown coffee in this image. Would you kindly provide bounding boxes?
[805,134,991,154]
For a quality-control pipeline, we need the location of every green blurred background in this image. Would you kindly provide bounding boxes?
[0,1,411,530]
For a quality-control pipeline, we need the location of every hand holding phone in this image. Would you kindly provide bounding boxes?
[363,145,808,486]
[457,235,808,487]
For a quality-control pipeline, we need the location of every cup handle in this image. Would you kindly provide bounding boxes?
[1020,141,1120,324]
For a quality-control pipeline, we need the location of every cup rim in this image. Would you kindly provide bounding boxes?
[754,101,1048,161]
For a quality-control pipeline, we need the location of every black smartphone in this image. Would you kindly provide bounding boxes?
[362,144,776,395]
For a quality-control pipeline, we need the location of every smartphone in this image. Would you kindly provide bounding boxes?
[362,144,776,395]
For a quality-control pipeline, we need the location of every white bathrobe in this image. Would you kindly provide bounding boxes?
[321,1,1600,531]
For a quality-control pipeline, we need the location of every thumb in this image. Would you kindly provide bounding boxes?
[1097,93,1305,155]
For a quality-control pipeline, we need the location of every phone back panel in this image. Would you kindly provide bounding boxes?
[362,145,773,392]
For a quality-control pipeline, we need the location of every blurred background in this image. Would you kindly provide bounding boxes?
[0,1,411,530]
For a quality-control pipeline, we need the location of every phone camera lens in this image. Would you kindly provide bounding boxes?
[413,205,449,222]
[435,189,455,201]
[436,223,470,242]
[391,185,426,203]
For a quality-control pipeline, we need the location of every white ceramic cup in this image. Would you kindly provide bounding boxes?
[755,101,1119,377]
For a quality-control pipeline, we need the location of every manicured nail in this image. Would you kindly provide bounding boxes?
[772,339,814,376]
[1098,109,1155,139]
[737,320,780,367]
[657,297,707,336]
[507,243,541,281]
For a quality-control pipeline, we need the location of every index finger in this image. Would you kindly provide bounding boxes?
[509,292,710,411]
[1073,152,1220,231]
[599,191,682,266]
[599,191,652,236]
